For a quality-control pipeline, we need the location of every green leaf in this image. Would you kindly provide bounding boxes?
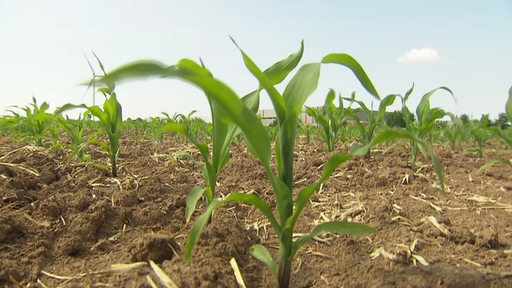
[241,90,261,114]
[277,62,321,187]
[89,138,110,152]
[282,63,321,117]
[54,103,88,115]
[403,83,415,102]
[186,192,281,262]
[223,192,280,234]
[162,122,187,135]
[367,129,447,195]
[86,106,108,126]
[185,198,223,262]
[185,186,205,223]
[93,60,170,86]
[321,53,380,100]
[261,40,304,85]
[210,102,233,181]
[249,244,277,276]
[268,172,293,226]
[231,40,288,125]
[416,86,453,127]
[378,94,397,118]
[350,143,371,156]
[292,221,376,256]
[288,153,351,228]
[169,59,273,171]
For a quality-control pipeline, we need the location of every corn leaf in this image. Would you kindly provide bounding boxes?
[185,192,280,262]
[93,60,170,87]
[250,244,278,276]
[86,106,109,129]
[292,221,376,257]
[378,94,397,118]
[185,198,223,261]
[223,192,280,234]
[233,42,287,125]
[416,86,453,128]
[283,63,321,117]
[321,54,380,99]
[279,63,321,187]
[169,59,272,170]
[403,83,415,102]
[261,40,304,85]
[352,129,446,195]
[185,186,205,223]
[288,153,351,229]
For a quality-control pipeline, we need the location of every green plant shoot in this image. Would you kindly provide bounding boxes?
[86,87,123,177]
[7,97,55,146]
[346,92,397,158]
[306,89,353,151]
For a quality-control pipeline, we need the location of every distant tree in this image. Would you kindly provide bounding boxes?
[385,110,414,128]
[460,114,470,124]
[495,113,511,129]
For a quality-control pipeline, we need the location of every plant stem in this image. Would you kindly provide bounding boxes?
[278,230,293,288]
[111,155,117,177]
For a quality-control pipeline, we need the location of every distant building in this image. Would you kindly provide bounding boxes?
[258,108,386,125]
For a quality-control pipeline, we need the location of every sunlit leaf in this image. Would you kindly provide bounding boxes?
[250,244,277,276]
[185,186,205,223]
[322,53,380,99]
[292,221,376,256]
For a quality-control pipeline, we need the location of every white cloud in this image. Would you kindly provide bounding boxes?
[397,48,441,64]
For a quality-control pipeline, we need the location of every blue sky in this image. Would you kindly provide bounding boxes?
[0,0,511,120]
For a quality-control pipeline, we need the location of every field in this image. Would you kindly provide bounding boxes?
[0,132,511,287]
[1,45,511,287]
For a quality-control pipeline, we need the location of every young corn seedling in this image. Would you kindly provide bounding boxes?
[351,84,450,196]
[305,89,353,151]
[398,84,453,166]
[59,89,124,177]
[81,55,124,177]
[7,97,55,146]
[86,86,123,177]
[467,114,494,158]
[94,41,379,287]
[162,108,232,223]
[297,121,317,144]
[53,111,92,163]
[345,92,397,158]
[442,112,466,151]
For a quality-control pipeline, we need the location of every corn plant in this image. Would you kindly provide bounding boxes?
[398,84,453,166]
[53,111,92,162]
[440,112,466,151]
[346,92,397,158]
[86,87,123,177]
[305,89,354,151]
[298,121,317,144]
[6,97,55,146]
[162,108,231,222]
[349,85,449,196]
[56,90,122,177]
[94,40,380,287]
[467,114,494,158]
[171,110,212,144]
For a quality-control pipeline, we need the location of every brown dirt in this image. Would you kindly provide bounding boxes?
[0,134,511,288]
